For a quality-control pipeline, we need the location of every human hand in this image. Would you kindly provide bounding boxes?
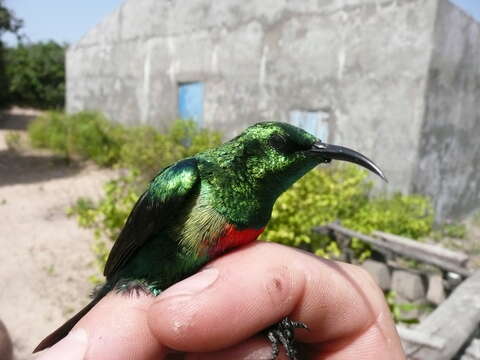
[36,242,405,359]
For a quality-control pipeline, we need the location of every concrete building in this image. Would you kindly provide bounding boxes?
[66,0,480,221]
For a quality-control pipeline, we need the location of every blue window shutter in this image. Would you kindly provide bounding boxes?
[289,110,330,141]
[178,82,204,126]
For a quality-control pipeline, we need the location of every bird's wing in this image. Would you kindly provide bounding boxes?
[103,158,200,278]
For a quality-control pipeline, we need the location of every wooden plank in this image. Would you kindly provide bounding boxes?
[373,231,468,267]
[313,223,400,253]
[396,326,446,350]
[402,270,480,360]
[313,223,471,276]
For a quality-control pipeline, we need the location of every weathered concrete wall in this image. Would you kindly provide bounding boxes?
[67,0,437,193]
[413,0,480,220]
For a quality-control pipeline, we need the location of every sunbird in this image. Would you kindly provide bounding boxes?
[35,122,385,358]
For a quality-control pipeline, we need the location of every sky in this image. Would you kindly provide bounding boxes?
[3,0,480,46]
[3,0,124,45]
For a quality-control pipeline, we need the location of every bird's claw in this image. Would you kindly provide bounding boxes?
[266,317,308,360]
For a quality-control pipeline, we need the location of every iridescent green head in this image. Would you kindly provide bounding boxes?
[237,122,385,196]
[236,122,319,183]
[199,122,385,214]
[234,121,384,179]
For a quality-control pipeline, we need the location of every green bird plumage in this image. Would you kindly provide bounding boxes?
[35,121,385,353]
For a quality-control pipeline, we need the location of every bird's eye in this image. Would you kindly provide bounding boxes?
[268,134,297,155]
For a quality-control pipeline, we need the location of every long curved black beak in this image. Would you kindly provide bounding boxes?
[310,141,387,182]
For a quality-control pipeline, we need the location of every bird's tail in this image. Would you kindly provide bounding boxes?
[33,283,111,353]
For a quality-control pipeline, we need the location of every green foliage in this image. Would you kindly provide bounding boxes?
[261,165,433,258]
[261,165,368,256]
[5,41,66,108]
[67,111,123,166]
[0,0,23,106]
[344,193,434,239]
[0,0,23,36]
[28,111,123,165]
[28,111,68,152]
[435,222,467,239]
[0,43,8,107]
[69,173,141,242]
[386,291,433,325]
[28,111,222,173]
[119,119,221,179]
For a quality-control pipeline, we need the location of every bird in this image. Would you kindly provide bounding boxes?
[34,121,385,357]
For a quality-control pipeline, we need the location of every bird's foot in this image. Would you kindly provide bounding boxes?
[115,279,162,297]
[266,317,308,360]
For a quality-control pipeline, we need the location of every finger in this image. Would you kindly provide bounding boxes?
[184,336,289,360]
[73,292,166,360]
[148,242,404,359]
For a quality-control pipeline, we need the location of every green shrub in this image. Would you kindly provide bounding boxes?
[345,193,434,239]
[67,111,123,166]
[28,111,69,153]
[119,119,222,179]
[261,165,433,258]
[435,222,467,239]
[28,111,123,165]
[261,165,368,256]
[28,112,222,173]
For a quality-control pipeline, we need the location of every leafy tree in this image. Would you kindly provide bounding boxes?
[5,41,66,108]
[0,0,23,106]
[0,0,23,37]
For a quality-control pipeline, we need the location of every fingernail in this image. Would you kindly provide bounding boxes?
[36,328,88,360]
[159,268,219,300]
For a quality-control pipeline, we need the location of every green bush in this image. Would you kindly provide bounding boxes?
[28,111,69,152]
[28,111,123,165]
[28,111,222,173]
[68,111,123,166]
[261,165,433,258]
[5,41,65,108]
[345,193,434,239]
[119,119,221,179]
[386,291,433,325]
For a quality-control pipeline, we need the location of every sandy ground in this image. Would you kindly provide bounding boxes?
[0,109,115,360]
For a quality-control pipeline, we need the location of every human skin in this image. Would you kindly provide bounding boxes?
[36,242,406,360]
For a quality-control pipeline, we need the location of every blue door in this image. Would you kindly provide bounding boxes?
[178,82,204,126]
[289,110,330,141]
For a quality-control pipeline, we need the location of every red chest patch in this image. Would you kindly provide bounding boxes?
[210,225,265,257]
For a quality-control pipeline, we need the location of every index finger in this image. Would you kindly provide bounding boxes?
[148,242,405,359]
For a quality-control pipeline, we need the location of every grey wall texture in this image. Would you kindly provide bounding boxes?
[66,0,479,221]
[413,0,480,221]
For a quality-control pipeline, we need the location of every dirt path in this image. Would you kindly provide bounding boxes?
[0,109,116,360]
